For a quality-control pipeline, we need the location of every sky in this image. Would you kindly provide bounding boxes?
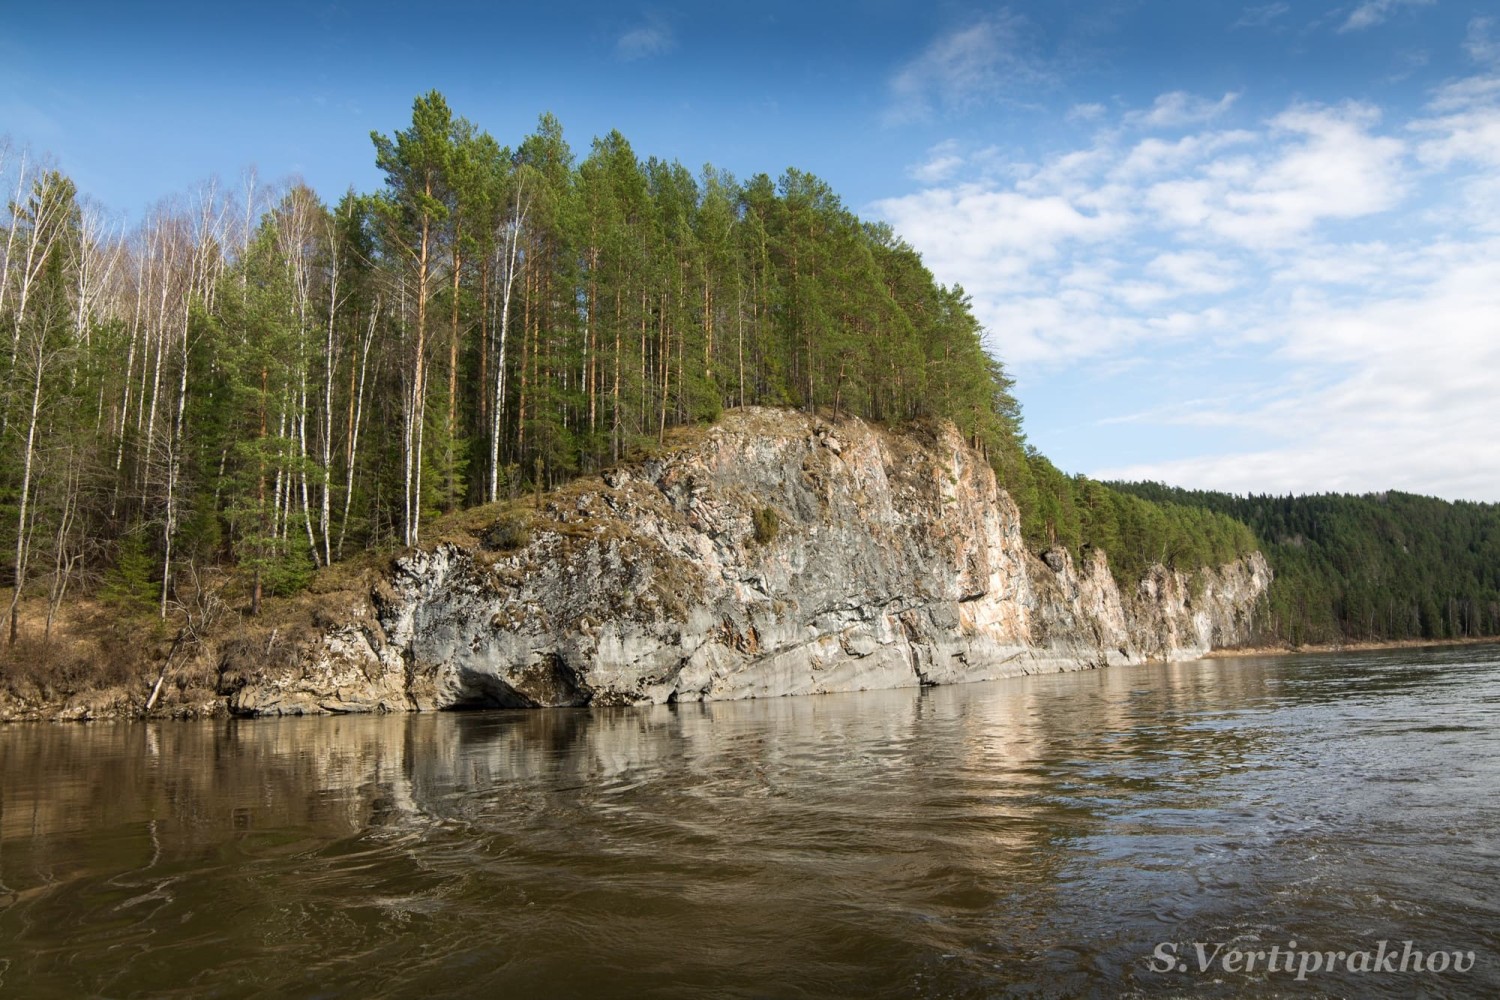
[4,1,1499,501]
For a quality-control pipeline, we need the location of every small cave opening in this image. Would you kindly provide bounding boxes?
[442,669,536,711]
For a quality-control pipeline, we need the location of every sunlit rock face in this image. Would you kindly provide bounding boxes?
[223,408,1270,716]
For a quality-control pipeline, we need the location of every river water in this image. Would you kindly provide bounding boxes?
[2,645,1497,998]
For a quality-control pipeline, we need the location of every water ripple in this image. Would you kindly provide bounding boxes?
[2,645,1498,997]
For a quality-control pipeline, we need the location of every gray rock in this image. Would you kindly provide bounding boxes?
[225,409,1271,715]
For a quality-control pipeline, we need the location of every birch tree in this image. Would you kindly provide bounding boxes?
[370,93,464,545]
[488,159,530,501]
[5,170,79,645]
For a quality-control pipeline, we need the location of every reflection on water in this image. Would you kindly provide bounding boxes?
[3,646,1498,998]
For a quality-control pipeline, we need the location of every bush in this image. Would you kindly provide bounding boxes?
[751,507,779,546]
[483,514,532,552]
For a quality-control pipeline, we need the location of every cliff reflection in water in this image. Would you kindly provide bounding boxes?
[3,649,1496,998]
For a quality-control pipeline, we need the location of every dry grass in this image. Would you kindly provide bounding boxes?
[0,593,186,718]
[1,409,809,721]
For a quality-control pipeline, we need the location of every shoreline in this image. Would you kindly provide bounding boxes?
[1206,635,1500,659]
[5,634,1498,725]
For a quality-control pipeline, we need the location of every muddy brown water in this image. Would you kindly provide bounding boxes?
[3,645,1497,997]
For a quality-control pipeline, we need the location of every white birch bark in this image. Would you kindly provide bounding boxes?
[337,298,378,560]
[489,179,529,502]
[8,339,46,645]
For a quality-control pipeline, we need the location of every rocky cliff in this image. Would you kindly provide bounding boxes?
[220,408,1270,716]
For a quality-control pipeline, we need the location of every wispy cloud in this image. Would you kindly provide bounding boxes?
[1466,17,1500,67]
[1126,91,1240,129]
[1410,69,1500,230]
[877,95,1411,362]
[1147,102,1406,247]
[616,22,675,61]
[909,140,966,183]
[1233,3,1290,30]
[885,13,1048,125]
[1093,246,1500,498]
[874,78,1500,498]
[1338,0,1434,34]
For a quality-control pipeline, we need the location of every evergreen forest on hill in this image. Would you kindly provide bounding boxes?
[1111,483,1500,645]
[3,90,1481,669]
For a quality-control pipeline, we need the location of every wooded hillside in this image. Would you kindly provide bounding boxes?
[1111,483,1500,644]
[0,92,1256,660]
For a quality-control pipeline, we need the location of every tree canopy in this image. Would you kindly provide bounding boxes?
[0,94,1272,659]
[1111,483,1500,645]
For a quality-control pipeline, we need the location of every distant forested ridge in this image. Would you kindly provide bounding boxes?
[2,91,1253,660]
[1111,483,1500,645]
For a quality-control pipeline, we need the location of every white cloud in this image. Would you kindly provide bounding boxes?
[874,183,1127,270]
[1119,103,1405,249]
[1204,103,1405,244]
[615,23,674,61]
[875,95,1410,353]
[1339,0,1434,34]
[909,140,966,183]
[1412,73,1500,226]
[1113,130,1257,181]
[1126,91,1240,129]
[1145,250,1242,295]
[872,78,1500,498]
[1413,101,1500,169]
[1094,246,1500,499]
[1465,17,1499,67]
[885,14,1047,125]
[1425,74,1500,113]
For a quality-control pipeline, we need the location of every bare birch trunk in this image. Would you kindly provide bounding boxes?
[489,186,526,501]
[338,300,377,559]
[8,344,45,646]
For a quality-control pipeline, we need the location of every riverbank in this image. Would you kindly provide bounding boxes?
[1210,635,1500,658]
[2,409,1493,724]
[0,591,225,724]
[5,597,1498,724]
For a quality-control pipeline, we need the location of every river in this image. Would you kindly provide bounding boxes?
[3,645,1497,998]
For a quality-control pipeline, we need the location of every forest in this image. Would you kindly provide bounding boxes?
[0,91,1263,667]
[1111,483,1500,645]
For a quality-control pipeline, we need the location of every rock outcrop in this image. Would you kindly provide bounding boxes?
[220,408,1270,716]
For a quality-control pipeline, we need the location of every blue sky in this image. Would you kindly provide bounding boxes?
[5,1,1499,499]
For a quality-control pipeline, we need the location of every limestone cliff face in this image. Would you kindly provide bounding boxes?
[221,409,1270,716]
